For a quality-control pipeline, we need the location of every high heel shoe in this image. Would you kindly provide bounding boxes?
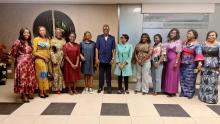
[39,94,46,98]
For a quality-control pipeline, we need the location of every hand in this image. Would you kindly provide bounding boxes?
[154,63,159,68]
[119,63,124,70]
[173,63,177,70]
[44,57,49,63]
[197,64,202,72]
[81,56,86,61]
[110,59,115,65]
[96,58,99,66]
[71,64,77,69]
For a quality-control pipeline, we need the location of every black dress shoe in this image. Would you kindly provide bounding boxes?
[107,90,112,94]
[97,88,103,93]
[44,94,49,97]
[107,87,112,94]
[142,92,147,95]
[39,94,46,98]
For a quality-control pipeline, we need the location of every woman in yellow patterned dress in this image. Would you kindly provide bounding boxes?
[50,28,65,94]
[33,26,51,98]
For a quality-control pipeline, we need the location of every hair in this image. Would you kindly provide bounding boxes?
[167,28,180,41]
[66,31,76,42]
[18,28,32,46]
[103,24,110,29]
[83,31,91,41]
[37,26,50,39]
[154,34,162,43]
[139,33,151,44]
[51,46,57,53]
[206,31,218,40]
[121,34,129,42]
[187,29,198,39]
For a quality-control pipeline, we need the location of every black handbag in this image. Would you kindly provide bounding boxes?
[47,72,54,81]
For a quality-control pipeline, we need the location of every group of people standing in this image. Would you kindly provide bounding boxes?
[10,24,219,104]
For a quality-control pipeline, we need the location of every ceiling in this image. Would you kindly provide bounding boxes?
[1,0,220,4]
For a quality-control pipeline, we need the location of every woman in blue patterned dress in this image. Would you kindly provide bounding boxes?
[180,29,204,99]
[199,31,220,104]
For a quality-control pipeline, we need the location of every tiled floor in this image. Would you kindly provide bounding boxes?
[0,79,220,124]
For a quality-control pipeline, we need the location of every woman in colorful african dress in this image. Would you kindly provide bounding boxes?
[151,34,165,95]
[80,31,96,94]
[50,28,65,94]
[132,33,153,95]
[162,28,182,97]
[180,29,204,99]
[63,32,80,95]
[33,26,51,98]
[199,31,220,104]
[11,28,37,102]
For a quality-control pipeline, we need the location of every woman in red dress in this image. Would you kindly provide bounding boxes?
[63,32,80,95]
[11,28,37,102]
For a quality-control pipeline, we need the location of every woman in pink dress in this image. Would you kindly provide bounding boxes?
[162,28,182,97]
[11,28,37,102]
[63,32,80,95]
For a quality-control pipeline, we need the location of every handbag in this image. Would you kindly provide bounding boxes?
[47,71,54,81]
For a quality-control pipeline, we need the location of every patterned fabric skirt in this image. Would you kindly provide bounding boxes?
[199,68,219,104]
[14,56,37,94]
[180,63,196,98]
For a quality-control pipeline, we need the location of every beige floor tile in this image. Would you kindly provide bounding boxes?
[162,117,197,124]
[11,102,50,115]
[67,116,99,124]
[99,116,131,124]
[77,94,102,104]
[0,115,9,122]
[131,117,163,124]
[180,104,219,117]
[33,115,69,124]
[102,94,127,103]
[3,115,39,124]
[194,117,220,124]
[71,102,102,116]
[128,102,159,117]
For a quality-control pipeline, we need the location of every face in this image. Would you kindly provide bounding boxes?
[69,33,76,43]
[103,25,110,35]
[84,32,92,41]
[141,35,148,43]
[23,29,30,40]
[55,30,62,39]
[207,32,217,43]
[170,30,177,40]
[187,31,196,41]
[120,36,127,44]
[39,27,46,38]
[154,36,161,44]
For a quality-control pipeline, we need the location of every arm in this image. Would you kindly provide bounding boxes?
[158,45,165,64]
[95,36,100,64]
[80,42,85,61]
[115,45,120,64]
[75,45,80,67]
[111,36,116,62]
[63,44,74,67]
[10,40,20,58]
[125,45,133,65]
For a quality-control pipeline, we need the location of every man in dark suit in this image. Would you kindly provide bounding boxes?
[96,24,116,94]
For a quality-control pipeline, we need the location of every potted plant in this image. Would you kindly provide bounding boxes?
[0,43,10,85]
